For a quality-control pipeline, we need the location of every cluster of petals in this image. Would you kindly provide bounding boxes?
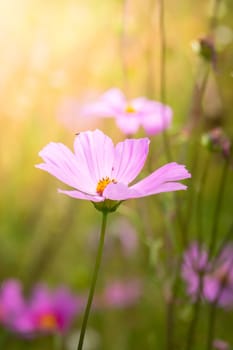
[82,88,172,136]
[36,129,191,205]
[182,242,233,308]
[0,281,82,336]
[14,285,82,335]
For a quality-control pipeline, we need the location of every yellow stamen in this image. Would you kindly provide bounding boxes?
[96,177,116,195]
[39,314,57,330]
[125,105,135,113]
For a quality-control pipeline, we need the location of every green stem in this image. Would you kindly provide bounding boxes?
[158,0,172,162]
[77,212,108,350]
[206,302,217,350]
[196,152,211,245]
[209,157,229,257]
[121,0,130,94]
[185,272,205,350]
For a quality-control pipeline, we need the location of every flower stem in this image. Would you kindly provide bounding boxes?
[158,0,172,162]
[77,212,108,350]
[209,157,229,257]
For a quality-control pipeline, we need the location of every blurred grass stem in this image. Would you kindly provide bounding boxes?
[77,212,108,350]
[158,0,171,162]
[196,152,211,244]
[209,157,229,256]
[121,0,130,94]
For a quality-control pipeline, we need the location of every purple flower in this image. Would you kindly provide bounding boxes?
[0,279,25,329]
[82,88,172,136]
[204,244,233,308]
[101,280,142,308]
[182,243,210,299]
[36,129,190,209]
[15,285,82,335]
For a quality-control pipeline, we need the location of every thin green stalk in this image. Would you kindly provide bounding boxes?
[158,0,172,162]
[77,212,108,350]
[209,157,229,257]
[121,0,130,94]
[210,0,222,30]
[185,271,205,350]
[196,152,211,245]
[206,301,218,350]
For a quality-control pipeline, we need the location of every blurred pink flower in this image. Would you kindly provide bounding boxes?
[204,244,233,308]
[213,339,230,350]
[0,279,25,329]
[101,280,142,308]
[15,285,83,335]
[36,129,190,207]
[182,242,233,309]
[82,88,172,136]
[182,243,210,299]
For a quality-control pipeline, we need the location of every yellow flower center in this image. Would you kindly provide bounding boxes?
[125,105,136,113]
[96,177,116,196]
[39,313,57,330]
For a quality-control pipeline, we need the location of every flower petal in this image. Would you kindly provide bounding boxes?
[82,88,126,117]
[116,115,141,135]
[74,129,115,184]
[103,183,140,201]
[100,88,126,111]
[131,162,191,195]
[58,189,104,202]
[140,102,172,135]
[112,138,150,184]
[36,142,95,194]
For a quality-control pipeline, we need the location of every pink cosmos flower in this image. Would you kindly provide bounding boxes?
[182,243,210,299]
[82,88,172,136]
[0,279,25,330]
[14,285,83,335]
[36,129,190,210]
[204,244,233,308]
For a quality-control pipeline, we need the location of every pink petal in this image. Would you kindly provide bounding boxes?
[112,138,150,184]
[141,103,172,135]
[101,88,126,110]
[131,162,191,195]
[116,115,141,135]
[82,88,126,117]
[74,130,115,184]
[36,142,95,194]
[103,182,140,201]
[58,189,104,202]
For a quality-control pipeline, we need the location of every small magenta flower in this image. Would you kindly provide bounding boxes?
[15,285,82,335]
[36,129,190,212]
[82,88,172,136]
[182,243,210,299]
[204,244,233,308]
[0,279,25,330]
